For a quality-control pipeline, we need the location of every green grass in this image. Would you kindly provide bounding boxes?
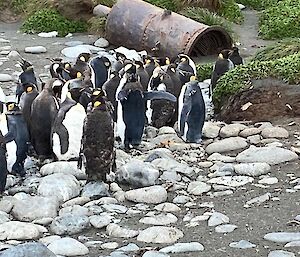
[259,0,300,39]
[219,0,243,23]
[21,9,87,37]
[196,63,214,81]
[213,53,300,110]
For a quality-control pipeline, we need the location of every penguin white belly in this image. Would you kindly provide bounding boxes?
[53,104,86,160]
[116,101,125,144]
[177,83,187,131]
[146,100,153,125]
[0,114,16,172]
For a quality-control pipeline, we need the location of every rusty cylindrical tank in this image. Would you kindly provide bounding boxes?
[105,0,233,58]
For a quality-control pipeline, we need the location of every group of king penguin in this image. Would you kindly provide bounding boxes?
[0,45,243,194]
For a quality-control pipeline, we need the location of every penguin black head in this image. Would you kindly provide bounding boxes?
[116,52,126,63]
[91,89,107,110]
[219,49,231,59]
[134,60,144,69]
[77,53,91,63]
[5,102,18,112]
[124,62,138,82]
[19,58,33,72]
[167,63,177,73]
[232,47,239,53]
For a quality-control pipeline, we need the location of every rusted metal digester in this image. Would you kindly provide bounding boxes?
[105,0,233,58]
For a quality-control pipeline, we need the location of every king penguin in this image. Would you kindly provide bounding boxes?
[89,56,111,88]
[51,79,87,161]
[0,130,7,193]
[178,76,206,143]
[229,46,243,66]
[79,89,115,182]
[176,53,196,86]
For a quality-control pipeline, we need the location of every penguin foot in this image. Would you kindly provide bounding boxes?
[11,163,26,177]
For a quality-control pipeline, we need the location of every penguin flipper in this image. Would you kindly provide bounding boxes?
[53,125,69,154]
[179,100,192,135]
[144,91,177,102]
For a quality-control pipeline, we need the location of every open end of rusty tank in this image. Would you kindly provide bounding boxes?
[106,0,233,58]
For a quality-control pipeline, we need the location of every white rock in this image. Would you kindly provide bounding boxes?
[0,38,10,43]
[234,163,271,176]
[102,204,127,214]
[207,176,254,187]
[137,226,183,244]
[38,31,58,38]
[0,198,14,213]
[244,193,271,207]
[39,235,61,246]
[159,242,204,253]
[117,159,159,187]
[94,37,109,48]
[0,74,12,82]
[37,173,81,202]
[48,237,89,256]
[239,127,261,137]
[268,250,295,257]
[12,196,59,222]
[89,215,112,228]
[115,243,139,252]
[142,251,170,257]
[261,127,289,139]
[173,195,191,204]
[258,177,278,185]
[0,211,10,224]
[61,45,91,58]
[236,146,298,165]
[285,241,300,247]
[93,4,111,17]
[208,212,230,227]
[229,240,256,249]
[24,46,47,54]
[154,203,181,212]
[39,161,86,179]
[219,124,247,138]
[202,122,221,138]
[62,197,90,207]
[0,221,47,240]
[187,181,211,195]
[81,181,109,198]
[152,158,193,176]
[50,214,90,235]
[59,205,89,217]
[205,137,248,154]
[139,213,178,225]
[237,3,246,10]
[207,153,236,163]
[101,242,119,249]
[264,232,300,243]
[106,224,139,238]
[125,186,167,204]
[215,224,237,233]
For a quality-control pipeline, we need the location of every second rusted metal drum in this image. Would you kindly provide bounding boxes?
[105,0,232,58]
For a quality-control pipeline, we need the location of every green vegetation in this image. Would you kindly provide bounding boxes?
[253,39,300,61]
[219,0,243,23]
[87,16,107,36]
[145,0,178,11]
[213,53,300,110]
[92,0,116,7]
[21,9,87,37]
[259,0,300,39]
[196,63,214,81]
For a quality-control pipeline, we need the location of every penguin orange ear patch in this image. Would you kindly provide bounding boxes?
[166,58,170,65]
[65,63,70,68]
[77,72,82,78]
[26,86,33,92]
[219,53,224,59]
[8,104,15,111]
[104,62,110,67]
[94,101,101,107]
[80,56,86,62]
[145,59,151,64]
[93,90,101,96]
[190,76,197,81]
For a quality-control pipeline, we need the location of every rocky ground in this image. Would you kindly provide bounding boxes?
[0,7,300,257]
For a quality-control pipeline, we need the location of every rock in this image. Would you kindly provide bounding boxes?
[50,214,90,235]
[207,176,254,187]
[142,251,169,257]
[125,186,167,204]
[137,226,183,244]
[102,204,127,214]
[152,158,193,176]
[59,205,89,217]
[0,198,14,213]
[234,163,271,176]
[11,196,59,222]
[261,127,289,139]
[61,45,92,58]
[239,127,261,137]
[0,211,9,224]
[187,181,211,195]
[264,232,300,243]
[0,242,56,257]
[48,237,89,256]
[154,203,181,212]
[117,159,159,187]
[160,171,181,182]
[268,250,295,257]
[93,4,111,17]
[258,177,278,184]
[62,197,90,207]
[159,242,204,253]
[237,3,246,10]
[39,161,86,179]
[0,74,13,82]
[215,224,237,233]
[247,134,261,144]
[208,212,230,226]
[207,153,236,162]
[244,193,271,208]
[202,122,221,138]
[219,124,247,138]
[236,146,298,165]
[64,41,84,47]
[101,242,119,249]
[158,126,176,135]
[115,243,139,252]
[205,137,248,154]
[24,46,47,54]
[139,213,178,225]
[0,221,47,240]
[173,195,191,204]
[37,173,81,202]
[39,235,61,246]
[0,38,10,43]
[151,133,184,146]
[285,241,300,247]
[38,31,58,38]
[81,181,109,198]
[94,37,109,48]
[107,224,139,238]
[89,215,112,228]
[229,240,256,249]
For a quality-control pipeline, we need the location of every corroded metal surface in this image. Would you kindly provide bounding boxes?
[106,0,232,58]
